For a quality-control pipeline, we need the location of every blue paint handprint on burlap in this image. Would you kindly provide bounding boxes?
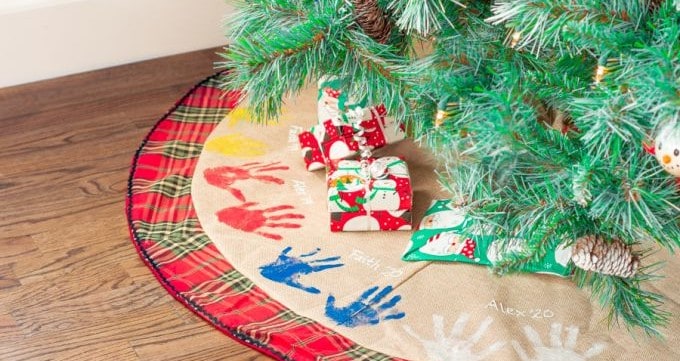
[259,246,344,294]
[325,285,406,327]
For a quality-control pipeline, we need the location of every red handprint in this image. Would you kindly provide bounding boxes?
[204,162,289,202]
[216,202,304,241]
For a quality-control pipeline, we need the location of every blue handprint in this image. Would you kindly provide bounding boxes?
[325,285,406,327]
[259,246,343,294]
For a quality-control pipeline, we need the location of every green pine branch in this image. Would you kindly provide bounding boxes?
[219,0,411,122]
[487,0,647,55]
[221,0,680,336]
[573,262,670,338]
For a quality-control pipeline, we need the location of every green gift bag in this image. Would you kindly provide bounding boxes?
[402,200,574,277]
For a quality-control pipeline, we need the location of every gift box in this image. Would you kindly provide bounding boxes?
[299,106,404,171]
[317,76,367,124]
[297,78,406,171]
[327,157,412,232]
[298,128,327,171]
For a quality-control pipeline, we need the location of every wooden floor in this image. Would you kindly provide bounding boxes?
[0,49,270,361]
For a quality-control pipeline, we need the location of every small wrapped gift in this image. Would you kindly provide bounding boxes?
[298,124,328,171]
[327,156,412,232]
[297,78,406,171]
[298,107,400,171]
[317,76,367,124]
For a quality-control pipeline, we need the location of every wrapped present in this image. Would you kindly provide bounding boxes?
[298,78,406,171]
[402,200,573,277]
[298,108,399,171]
[327,157,412,232]
[298,127,327,171]
[317,76,367,123]
[320,119,358,162]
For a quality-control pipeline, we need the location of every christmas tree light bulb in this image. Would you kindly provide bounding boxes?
[510,31,521,48]
[594,65,607,84]
[435,110,446,128]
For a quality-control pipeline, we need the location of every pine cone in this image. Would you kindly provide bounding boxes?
[352,0,393,44]
[648,0,664,11]
[571,235,640,278]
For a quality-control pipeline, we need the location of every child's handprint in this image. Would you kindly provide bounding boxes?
[204,161,289,202]
[325,285,405,327]
[259,247,343,294]
[512,323,606,361]
[216,202,304,241]
[404,313,505,361]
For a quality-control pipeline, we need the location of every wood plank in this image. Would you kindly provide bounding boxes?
[0,263,21,290]
[131,324,273,361]
[0,48,268,360]
[0,236,40,264]
[0,309,182,360]
[0,310,24,342]
[0,49,220,121]
[9,282,173,335]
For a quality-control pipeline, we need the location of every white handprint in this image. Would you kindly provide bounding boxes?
[512,323,606,361]
[404,313,505,361]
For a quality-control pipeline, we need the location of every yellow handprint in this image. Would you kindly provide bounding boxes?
[225,106,289,127]
[205,133,268,158]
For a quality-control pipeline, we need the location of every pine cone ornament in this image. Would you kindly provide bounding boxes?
[571,235,639,278]
[351,0,393,44]
[649,0,664,10]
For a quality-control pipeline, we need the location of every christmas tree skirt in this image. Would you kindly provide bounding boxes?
[127,73,680,361]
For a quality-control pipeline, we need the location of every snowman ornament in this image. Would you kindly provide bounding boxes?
[653,122,680,177]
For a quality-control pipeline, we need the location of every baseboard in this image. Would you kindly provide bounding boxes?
[0,0,234,88]
[0,0,86,15]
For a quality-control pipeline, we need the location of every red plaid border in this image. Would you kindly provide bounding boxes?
[126,73,402,360]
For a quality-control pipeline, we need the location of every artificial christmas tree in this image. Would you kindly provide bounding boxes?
[218,0,680,336]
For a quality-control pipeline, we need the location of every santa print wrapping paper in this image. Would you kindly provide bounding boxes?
[317,76,367,123]
[403,200,573,277]
[327,157,413,232]
[330,210,412,232]
[132,73,680,361]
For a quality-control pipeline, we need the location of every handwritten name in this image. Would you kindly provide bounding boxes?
[349,249,404,278]
[288,125,304,152]
[485,299,555,320]
[291,180,314,205]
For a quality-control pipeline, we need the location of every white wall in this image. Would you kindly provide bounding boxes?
[0,0,234,88]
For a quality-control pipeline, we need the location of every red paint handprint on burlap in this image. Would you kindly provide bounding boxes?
[216,202,304,241]
[204,161,289,202]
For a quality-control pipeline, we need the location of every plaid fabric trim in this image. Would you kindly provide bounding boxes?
[169,105,229,123]
[142,140,205,159]
[126,73,400,361]
[132,219,211,261]
[132,175,193,198]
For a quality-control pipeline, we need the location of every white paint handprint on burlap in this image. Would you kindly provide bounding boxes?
[404,313,505,361]
[512,323,606,361]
